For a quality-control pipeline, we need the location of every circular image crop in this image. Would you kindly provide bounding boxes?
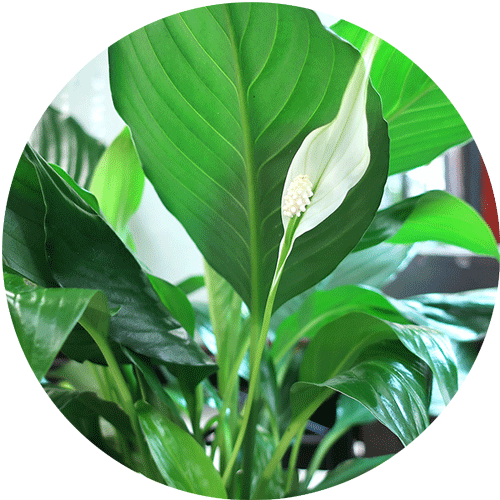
[3,2,499,499]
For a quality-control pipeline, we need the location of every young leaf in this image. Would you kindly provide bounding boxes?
[23,144,216,388]
[5,272,109,381]
[109,4,389,315]
[89,126,145,241]
[136,401,227,498]
[331,20,471,175]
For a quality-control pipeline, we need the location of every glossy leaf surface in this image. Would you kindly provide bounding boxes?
[332,20,471,175]
[292,341,431,445]
[5,272,107,380]
[136,401,227,498]
[109,4,389,315]
[25,145,216,387]
[356,190,499,259]
[30,105,105,188]
[299,311,457,405]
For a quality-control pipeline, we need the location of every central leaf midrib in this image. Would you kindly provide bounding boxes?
[224,5,262,316]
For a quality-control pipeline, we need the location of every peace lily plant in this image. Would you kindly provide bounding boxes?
[3,4,498,499]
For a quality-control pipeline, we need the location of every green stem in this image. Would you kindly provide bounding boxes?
[79,317,158,480]
[222,221,298,487]
[285,422,307,494]
[300,422,350,492]
[252,387,331,499]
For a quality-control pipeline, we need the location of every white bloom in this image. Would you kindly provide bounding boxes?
[281,36,380,241]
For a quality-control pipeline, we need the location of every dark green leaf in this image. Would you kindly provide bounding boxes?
[30,105,105,188]
[292,341,431,445]
[25,144,216,388]
[46,385,134,439]
[3,152,56,287]
[89,126,145,240]
[5,272,108,380]
[356,190,499,259]
[136,401,227,498]
[332,20,471,175]
[45,385,132,463]
[109,4,389,315]
[308,455,393,493]
[299,311,457,405]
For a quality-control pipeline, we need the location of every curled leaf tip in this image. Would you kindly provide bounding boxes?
[282,174,314,218]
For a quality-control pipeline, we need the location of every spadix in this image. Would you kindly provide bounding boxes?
[281,36,380,241]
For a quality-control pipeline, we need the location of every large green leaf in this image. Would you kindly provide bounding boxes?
[30,105,106,188]
[356,190,499,259]
[272,284,495,361]
[24,145,216,388]
[299,311,457,405]
[332,20,471,175]
[109,4,389,315]
[5,272,108,380]
[136,401,227,498]
[292,341,431,445]
[89,126,145,241]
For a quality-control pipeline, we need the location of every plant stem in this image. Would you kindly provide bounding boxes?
[285,422,307,494]
[79,317,158,480]
[222,221,298,487]
[252,387,331,499]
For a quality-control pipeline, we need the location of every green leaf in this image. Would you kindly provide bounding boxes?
[25,144,216,388]
[308,455,393,493]
[5,272,108,380]
[270,242,413,332]
[292,341,431,445]
[30,105,106,188]
[299,311,457,405]
[45,385,133,463]
[3,152,57,287]
[272,285,409,363]
[148,274,196,336]
[109,4,389,315]
[356,190,500,259]
[136,401,227,498]
[332,20,471,175]
[46,385,134,439]
[89,126,145,240]
[177,275,205,295]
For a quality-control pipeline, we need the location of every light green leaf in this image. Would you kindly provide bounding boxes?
[89,126,145,241]
[356,190,499,259]
[332,20,471,175]
[136,401,227,498]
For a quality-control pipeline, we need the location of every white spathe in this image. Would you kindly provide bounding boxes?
[281,36,380,241]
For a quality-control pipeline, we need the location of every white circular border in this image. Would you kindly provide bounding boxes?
[1,1,498,499]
